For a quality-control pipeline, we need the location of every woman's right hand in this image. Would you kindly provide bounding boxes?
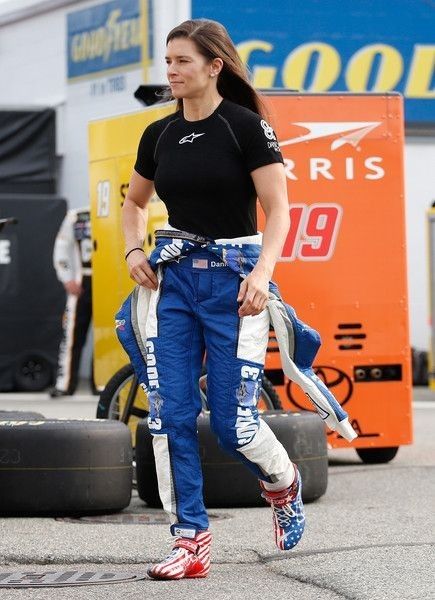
[126,250,158,290]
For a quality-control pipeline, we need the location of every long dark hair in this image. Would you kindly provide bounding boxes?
[165,19,266,118]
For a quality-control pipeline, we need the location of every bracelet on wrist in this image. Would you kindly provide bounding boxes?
[124,247,144,261]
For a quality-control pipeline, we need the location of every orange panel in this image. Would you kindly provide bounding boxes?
[260,93,412,449]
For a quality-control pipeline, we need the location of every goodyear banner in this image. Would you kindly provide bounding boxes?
[67,0,150,80]
[193,0,434,126]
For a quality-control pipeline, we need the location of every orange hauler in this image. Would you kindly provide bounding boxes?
[261,92,412,454]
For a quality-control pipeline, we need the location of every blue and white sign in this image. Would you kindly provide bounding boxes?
[67,0,142,80]
[192,0,435,125]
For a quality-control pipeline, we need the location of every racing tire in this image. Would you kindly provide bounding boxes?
[136,410,328,509]
[254,375,283,410]
[97,364,148,490]
[0,411,45,420]
[356,446,399,464]
[13,353,53,392]
[98,366,282,492]
[96,364,142,420]
[0,419,133,516]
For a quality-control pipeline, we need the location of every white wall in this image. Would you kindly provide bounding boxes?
[0,5,66,108]
[404,139,435,350]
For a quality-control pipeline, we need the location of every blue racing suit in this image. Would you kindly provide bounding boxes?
[116,229,357,535]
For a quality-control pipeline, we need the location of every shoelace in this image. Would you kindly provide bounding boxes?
[272,495,305,528]
[273,500,297,528]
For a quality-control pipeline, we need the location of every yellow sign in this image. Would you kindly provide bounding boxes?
[88,102,174,389]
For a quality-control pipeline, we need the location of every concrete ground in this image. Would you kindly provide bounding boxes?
[0,387,433,599]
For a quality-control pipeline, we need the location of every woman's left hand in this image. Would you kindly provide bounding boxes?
[237,266,270,317]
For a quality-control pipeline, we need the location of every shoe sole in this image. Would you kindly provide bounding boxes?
[147,569,209,580]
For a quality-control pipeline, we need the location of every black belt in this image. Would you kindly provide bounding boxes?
[154,229,214,244]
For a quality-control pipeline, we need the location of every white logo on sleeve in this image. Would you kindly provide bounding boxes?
[260,120,276,141]
[179,132,206,144]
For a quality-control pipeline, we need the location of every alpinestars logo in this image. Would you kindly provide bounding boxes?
[179,132,205,144]
[280,122,381,150]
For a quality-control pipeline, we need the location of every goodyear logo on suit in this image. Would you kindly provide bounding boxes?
[193,0,434,125]
[67,0,143,80]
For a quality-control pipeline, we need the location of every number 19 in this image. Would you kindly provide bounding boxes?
[281,203,342,261]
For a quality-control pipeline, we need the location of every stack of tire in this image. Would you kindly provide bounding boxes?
[0,412,133,516]
[97,364,329,508]
[135,410,328,508]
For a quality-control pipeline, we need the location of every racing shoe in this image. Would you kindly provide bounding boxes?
[260,469,305,551]
[147,531,212,580]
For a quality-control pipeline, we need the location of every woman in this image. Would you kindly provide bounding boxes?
[122,19,304,580]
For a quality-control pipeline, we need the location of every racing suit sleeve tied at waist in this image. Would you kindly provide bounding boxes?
[115,230,357,442]
[267,296,357,442]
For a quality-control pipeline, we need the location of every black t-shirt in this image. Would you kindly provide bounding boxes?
[134,98,284,239]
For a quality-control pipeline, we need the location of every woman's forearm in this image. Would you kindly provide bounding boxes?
[122,196,149,253]
[257,205,290,279]
[251,163,290,281]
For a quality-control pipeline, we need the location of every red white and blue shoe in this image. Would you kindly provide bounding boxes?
[260,469,305,550]
[147,531,212,580]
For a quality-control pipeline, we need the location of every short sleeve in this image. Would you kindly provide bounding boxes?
[134,123,158,180]
[240,115,284,173]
